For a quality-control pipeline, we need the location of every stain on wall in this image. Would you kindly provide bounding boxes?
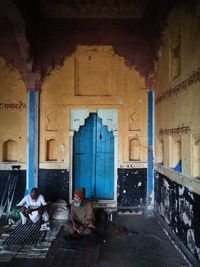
[38,169,69,202]
[155,171,200,262]
[117,168,147,212]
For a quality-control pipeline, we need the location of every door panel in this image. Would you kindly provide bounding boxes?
[95,116,114,199]
[73,115,94,198]
[73,113,114,199]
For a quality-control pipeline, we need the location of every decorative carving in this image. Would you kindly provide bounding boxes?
[129,110,140,131]
[123,162,147,168]
[46,112,58,131]
[23,72,41,90]
[97,109,117,132]
[129,137,140,161]
[70,109,117,132]
[70,109,90,132]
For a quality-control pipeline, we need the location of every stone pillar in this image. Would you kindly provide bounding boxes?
[23,73,41,194]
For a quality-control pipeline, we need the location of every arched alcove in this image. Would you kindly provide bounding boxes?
[172,140,182,172]
[3,139,18,162]
[193,138,200,177]
[157,140,164,164]
[46,139,57,161]
[129,138,140,161]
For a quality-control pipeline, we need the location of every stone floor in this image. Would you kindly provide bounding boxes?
[0,214,189,267]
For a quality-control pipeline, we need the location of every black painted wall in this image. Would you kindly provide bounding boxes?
[117,168,147,212]
[0,170,26,209]
[155,171,200,263]
[38,169,69,202]
[0,168,147,213]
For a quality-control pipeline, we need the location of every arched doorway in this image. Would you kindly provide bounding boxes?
[73,113,114,199]
[69,109,118,206]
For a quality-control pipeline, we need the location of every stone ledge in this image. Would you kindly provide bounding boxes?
[154,164,200,195]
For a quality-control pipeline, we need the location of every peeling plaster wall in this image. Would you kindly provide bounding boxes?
[117,168,147,212]
[155,172,200,263]
[0,57,27,167]
[154,3,200,263]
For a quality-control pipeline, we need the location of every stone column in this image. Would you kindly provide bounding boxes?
[24,73,41,194]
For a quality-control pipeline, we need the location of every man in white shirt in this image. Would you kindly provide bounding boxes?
[16,187,49,225]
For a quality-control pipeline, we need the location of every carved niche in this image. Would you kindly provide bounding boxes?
[129,137,140,161]
[3,139,18,162]
[46,139,58,161]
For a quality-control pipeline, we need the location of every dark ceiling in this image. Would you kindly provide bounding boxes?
[0,0,193,82]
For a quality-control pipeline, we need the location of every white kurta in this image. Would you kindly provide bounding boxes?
[17,194,49,224]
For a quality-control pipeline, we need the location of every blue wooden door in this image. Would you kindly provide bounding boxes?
[73,113,114,199]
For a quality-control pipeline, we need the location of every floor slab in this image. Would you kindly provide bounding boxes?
[0,214,189,267]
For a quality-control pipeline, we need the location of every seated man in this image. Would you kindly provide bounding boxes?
[70,188,95,235]
[16,187,49,226]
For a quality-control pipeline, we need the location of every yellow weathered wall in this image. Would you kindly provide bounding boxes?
[155,4,200,178]
[40,46,147,169]
[0,57,27,167]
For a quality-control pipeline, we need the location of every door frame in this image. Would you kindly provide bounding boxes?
[69,108,118,208]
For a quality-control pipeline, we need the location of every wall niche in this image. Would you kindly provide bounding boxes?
[129,137,140,161]
[157,140,164,164]
[46,139,58,161]
[3,139,18,162]
[193,137,200,178]
[172,139,182,173]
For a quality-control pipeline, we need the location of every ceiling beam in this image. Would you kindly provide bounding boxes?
[0,0,32,71]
